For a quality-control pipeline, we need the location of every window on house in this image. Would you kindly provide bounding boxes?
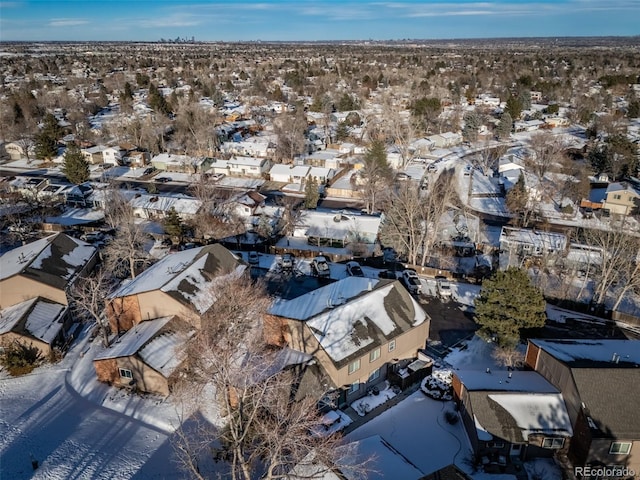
[348,359,361,375]
[368,368,380,383]
[388,340,396,352]
[610,442,632,455]
[613,194,622,200]
[369,347,381,363]
[348,381,359,395]
[542,438,565,449]
[119,368,133,379]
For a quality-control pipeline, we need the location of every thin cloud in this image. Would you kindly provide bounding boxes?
[48,18,90,27]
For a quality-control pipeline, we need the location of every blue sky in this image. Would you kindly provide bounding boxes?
[0,0,638,41]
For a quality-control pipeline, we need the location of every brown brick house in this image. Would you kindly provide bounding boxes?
[265,277,430,405]
[526,339,640,477]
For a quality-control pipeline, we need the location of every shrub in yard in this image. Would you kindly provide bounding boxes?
[445,410,459,425]
[0,341,44,376]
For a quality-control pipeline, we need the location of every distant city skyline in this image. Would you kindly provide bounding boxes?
[0,0,638,42]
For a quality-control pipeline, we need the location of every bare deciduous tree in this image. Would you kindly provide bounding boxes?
[102,188,152,278]
[173,276,363,480]
[526,132,567,180]
[70,267,114,347]
[584,220,640,307]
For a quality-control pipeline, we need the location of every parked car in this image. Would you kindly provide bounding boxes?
[248,251,259,265]
[378,269,398,279]
[346,261,364,277]
[312,256,330,278]
[154,176,171,183]
[401,269,422,294]
[81,231,104,243]
[211,173,225,181]
[280,253,294,271]
[437,278,452,298]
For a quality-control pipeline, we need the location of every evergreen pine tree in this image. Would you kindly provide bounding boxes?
[474,267,546,347]
[496,113,513,140]
[34,130,58,160]
[304,177,320,209]
[164,207,184,239]
[62,144,89,184]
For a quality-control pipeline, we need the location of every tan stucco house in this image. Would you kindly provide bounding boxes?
[265,277,430,406]
[0,233,97,308]
[0,297,71,357]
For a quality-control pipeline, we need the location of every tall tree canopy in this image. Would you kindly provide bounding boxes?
[474,267,546,347]
[62,144,89,184]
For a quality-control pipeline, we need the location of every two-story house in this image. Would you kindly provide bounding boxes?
[0,233,97,356]
[601,183,640,217]
[228,156,271,177]
[106,243,246,334]
[526,339,640,476]
[265,277,430,406]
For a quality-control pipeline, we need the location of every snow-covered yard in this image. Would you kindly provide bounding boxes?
[0,327,186,479]
[350,382,398,416]
[346,391,472,475]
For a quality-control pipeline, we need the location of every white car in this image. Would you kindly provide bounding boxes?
[312,256,330,278]
[437,278,452,297]
[401,269,422,295]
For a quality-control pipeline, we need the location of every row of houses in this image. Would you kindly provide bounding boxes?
[0,235,430,402]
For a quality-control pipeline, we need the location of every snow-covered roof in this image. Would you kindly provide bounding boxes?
[0,233,96,289]
[94,316,173,361]
[270,277,427,364]
[340,435,424,480]
[229,156,267,167]
[129,193,202,216]
[455,370,559,393]
[531,339,640,367]
[487,393,573,441]
[0,297,67,344]
[297,209,382,244]
[138,328,194,377]
[109,244,245,313]
[500,226,567,251]
[269,164,310,177]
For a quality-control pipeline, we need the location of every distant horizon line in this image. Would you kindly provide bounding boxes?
[1,34,639,44]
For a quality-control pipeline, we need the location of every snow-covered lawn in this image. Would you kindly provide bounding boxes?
[350,382,398,416]
[444,335,510,372]
[0,327,185,479]
[347,391,472,475]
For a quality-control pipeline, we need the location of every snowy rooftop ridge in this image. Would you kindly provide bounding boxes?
[110,244,243,301]
[268,277,381,321]
[0,233,96,288]
[531,339,640,367]
[94,316,174,361]
[271,277,427,364]
[138,328,194,377]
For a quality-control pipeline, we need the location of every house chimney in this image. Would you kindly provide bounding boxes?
[368,280,373,291]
